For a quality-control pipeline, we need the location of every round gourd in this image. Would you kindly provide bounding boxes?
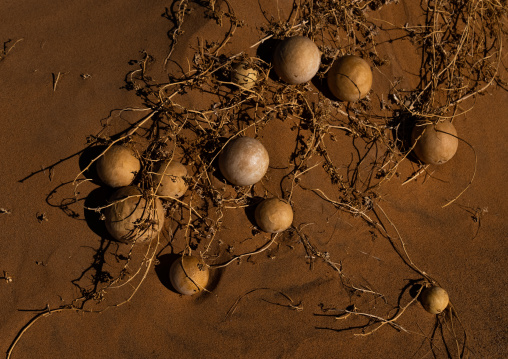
[152,160,188,198]
[272,36,321,84]
[420,286,449,314]
[96,145,140,187]
[169,255,210,295]
[327,55,373,102]
[231,62,258,90]
[104,186,165,244]
[218,137,269,186]
[411,121,458,165]
[255,198,293,233]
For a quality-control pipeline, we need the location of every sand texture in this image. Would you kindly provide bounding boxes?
[1,1,507,358]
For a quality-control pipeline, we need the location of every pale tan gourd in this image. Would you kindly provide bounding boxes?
[420,286,449,314]
[411,121,458,165]
[96,145,140,188]
[231,61,258,90]
[273,36,321,85]
[218,137,269,186]
[152,160,188,198]
[255,198,293,233]
[170,256,210,295]
[104,186,165,244]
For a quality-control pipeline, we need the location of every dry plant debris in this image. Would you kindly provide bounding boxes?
[1,271,13,283]
[7,1,507,358]
[0,38,23,63]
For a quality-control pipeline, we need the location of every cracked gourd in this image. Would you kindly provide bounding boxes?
[231,61,258,90]
[327,55,373,102]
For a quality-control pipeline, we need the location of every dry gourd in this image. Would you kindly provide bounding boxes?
[96,145,140,188]
[411,121,459,165]
[255,198,293,233]
[327,55,373,102]
[104,186,165,244]
[420,286,449,314]
[272,36,321,85]
[170,255,210,295]
[218,137,269,186]
[231,61,258,90]
[151,160,188,198]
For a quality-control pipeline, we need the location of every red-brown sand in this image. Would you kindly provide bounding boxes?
[1,1,507,358]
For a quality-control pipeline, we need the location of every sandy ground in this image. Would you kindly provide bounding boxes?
[1,1,507,358]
